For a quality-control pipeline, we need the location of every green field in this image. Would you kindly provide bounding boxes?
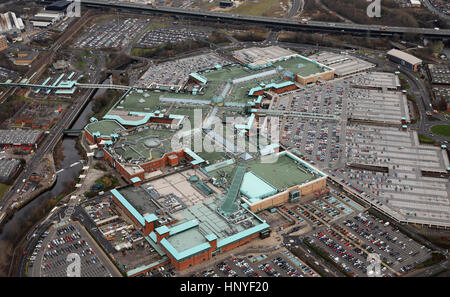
[430,125,450,137]
[229,0,281,16]
[0,183,9,200]
[208,155,317,191]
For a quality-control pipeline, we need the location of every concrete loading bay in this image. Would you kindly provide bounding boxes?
[77,197,168,275]
[340,124,450,227]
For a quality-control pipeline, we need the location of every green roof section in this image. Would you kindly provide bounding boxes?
[273,55,331,77]
[240,171,278,203]
[161,234,211,262]
[205,233,217,242]
[144,213,158,223]
[169,219,199,236]
[208,153,322,192]
[84,119,125,138]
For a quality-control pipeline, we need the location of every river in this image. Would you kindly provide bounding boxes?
[0,85,106,275]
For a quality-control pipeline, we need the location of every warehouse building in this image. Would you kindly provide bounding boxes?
[308,51,376,77]
[0,129,43,150]
[13,51,39,66]
[0,12,24,34]
[0,158,22,183]
[386,49,422,72]
[30,12,63,28]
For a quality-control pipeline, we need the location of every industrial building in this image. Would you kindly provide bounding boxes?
[0,129,43,150]
[386,49,422,72]
[308,52,376,77]
[30,12,63,28]
[428,64,450,86]
[13,51,39,66]
[0,158,22,183]
[232,47,334,85]
[0,12,24,34]
[233,46,298,69]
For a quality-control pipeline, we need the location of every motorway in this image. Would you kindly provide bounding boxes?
[80,0,450,38]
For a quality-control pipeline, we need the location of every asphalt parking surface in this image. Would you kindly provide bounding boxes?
[31,221,120,277]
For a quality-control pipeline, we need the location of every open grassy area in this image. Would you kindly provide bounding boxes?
[0,183,9,200]
[230,0,278,16]
[229,0,289,17]
[430,125,450,137]
[131,47,153,57]
[95,175,120,191]
[418,134,435,144]
[208,155,317,190]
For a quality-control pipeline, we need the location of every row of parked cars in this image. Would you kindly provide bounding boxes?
[48,232,81,249]
[231,257,261,277]
[271,257,303,277]
[56,225,75,236]
[28,231,50,265]
[202,269,219,277]
[217,261,238,277]
[258,262,281,277]
[315,231,361,276]
[348,215,423,265]
[297,206,323,226]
